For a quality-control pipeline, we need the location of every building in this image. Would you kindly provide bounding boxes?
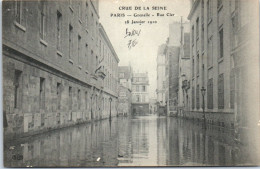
[119,65,133,90]
[118,85,132,116]
[149,98,157,114]
[187,0,259,129]
[2,0,118,140]
[156,44,167,115]
[99,24,120,119]
[165,45,180,116]
[177,30,191,117]
[165,21,189,116]
[131,72,149,115]
[118,65,133,116]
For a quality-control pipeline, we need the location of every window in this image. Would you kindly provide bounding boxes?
[218,74,224,109]
[136,95,140,102]
[57,11,62,51]
[142,86,146,92]
[85,92,88,110]
[15,0,22,24]
[14,70,22,109]
[196,18,199,38]
[69,86,72,110]
[78,89,81,109]
[57,83,61,110]
[192,87,195,109]
[202,24,204,51]
[192,57,195,77]
[39,77,45,109]
[219,28,224,58]
[78,35,81,64]
[96,56,98,69]
[202,64,205,86]
[192,25,194,44]
[230,70,235,109]
[196,85,200,109]
[136,85,139,92]
[196,54,199,75]
[201,0,204,22]
[207,0,212,22]
[207,78,213,109]
[69,24,73,58]
[217,0,222,8]
[78,2,82,20]
[39,0,46,40]
[207,36,213,67]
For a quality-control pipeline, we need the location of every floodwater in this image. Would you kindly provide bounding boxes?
[4,115,260,167]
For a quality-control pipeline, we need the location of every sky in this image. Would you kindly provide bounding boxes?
[99,0,190,98]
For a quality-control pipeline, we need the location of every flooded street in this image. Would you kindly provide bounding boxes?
[4,115,260,167]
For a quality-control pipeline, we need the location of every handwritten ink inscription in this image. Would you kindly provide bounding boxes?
[124,28,141,49]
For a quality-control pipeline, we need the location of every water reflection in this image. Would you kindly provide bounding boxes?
[4,115,260,167]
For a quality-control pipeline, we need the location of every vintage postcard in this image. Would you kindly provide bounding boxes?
[2,0,260,167]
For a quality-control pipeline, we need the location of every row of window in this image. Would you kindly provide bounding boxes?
[134,94,148,103]
[133,77,147,83]
[14,0,99,69]
[132,85,147,92]
[14,69,114,112]
[191,74,224,110]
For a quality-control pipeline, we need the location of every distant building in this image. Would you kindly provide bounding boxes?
[118,65,133,116]
[165,45,180,116]
[149,98,157,114]
[156,44,166,107]
[165,21,189,116]
[119,65,133,90]
[132,72,149,115]
[177,32,191,117]
[118,85,132,116]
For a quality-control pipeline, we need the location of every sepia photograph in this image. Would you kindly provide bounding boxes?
[2,0,260,167]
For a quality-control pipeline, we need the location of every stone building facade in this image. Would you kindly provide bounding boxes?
[99,24,119,119]
[178,32,191,117]
[156,44,166,107]
[118,65,133,91]
[187,0,259,129]
[165,46,180,116]
[131,72,149,115]
[118,85,132,116]
[118,65,133,116]
[3,0,118,140]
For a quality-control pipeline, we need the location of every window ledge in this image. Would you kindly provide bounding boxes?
[14,21,26,32]
[207,18,212,25]
[69,6,74,12]
[78,65,82,69]
[40,39,48,47]
[69,59,74,64]
[79,19,82,24]
[218,57,224,63]
[217,4,223,12]
[57,50,63,57]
